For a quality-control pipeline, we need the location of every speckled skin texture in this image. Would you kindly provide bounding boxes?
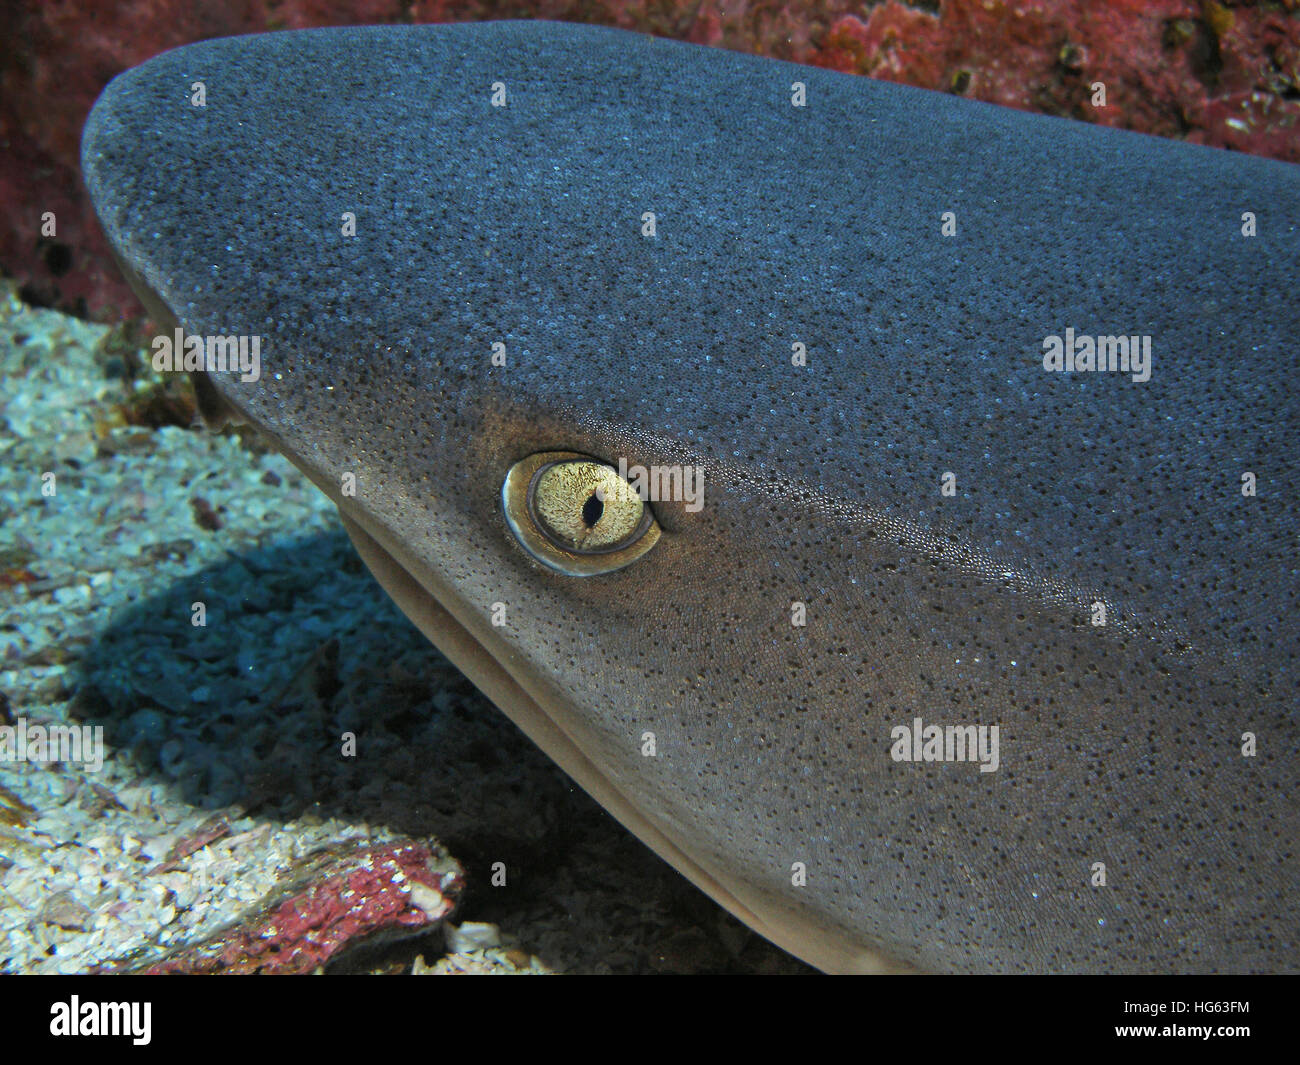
[82,21,1298,973]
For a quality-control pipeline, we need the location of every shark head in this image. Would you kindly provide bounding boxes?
[82,21,1299,972]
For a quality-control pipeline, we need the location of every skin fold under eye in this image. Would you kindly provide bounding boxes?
[502,451,661,576]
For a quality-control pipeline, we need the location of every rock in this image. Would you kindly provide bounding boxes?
[445,920,501,952]
[39,890,93,932]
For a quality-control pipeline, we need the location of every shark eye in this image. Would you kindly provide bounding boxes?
[502,452,660,576]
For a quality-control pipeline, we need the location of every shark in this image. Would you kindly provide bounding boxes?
[81,20,1298,973]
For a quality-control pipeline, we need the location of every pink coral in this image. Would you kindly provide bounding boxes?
[807,1,1300,160]
[0,0,409,319]
[109,840,463,975]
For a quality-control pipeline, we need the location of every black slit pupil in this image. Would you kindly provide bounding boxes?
[582,493,604,528]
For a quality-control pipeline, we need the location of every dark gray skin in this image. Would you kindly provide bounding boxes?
[82,21,1298,973]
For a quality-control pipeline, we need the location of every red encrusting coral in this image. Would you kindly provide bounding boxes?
[101,839,463,974]
[0,0,412,320]
[2,1,1297,321]
[806,0,1299,160]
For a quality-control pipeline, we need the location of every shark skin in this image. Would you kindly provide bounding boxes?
[81,21,1298,974]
